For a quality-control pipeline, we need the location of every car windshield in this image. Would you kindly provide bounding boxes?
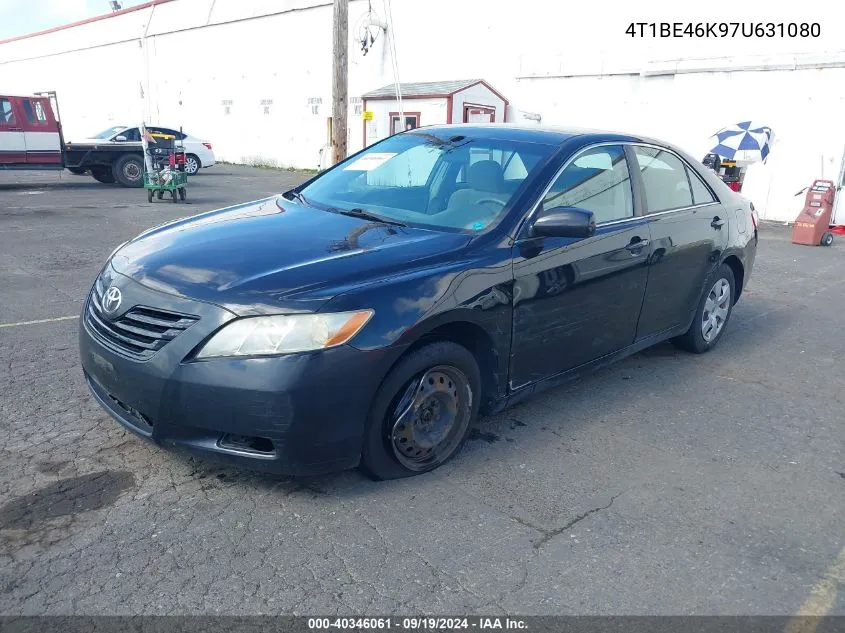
[91,126,127,139]
[298,131,557,233]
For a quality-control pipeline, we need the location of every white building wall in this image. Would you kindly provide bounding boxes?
[2,0,844,220]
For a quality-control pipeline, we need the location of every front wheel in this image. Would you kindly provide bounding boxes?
[821,232,834,246]
[147,189,153,203]
[360,341,481,480]
[672,263,736,354]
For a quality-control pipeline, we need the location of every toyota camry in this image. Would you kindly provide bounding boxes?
[79,125,757,480]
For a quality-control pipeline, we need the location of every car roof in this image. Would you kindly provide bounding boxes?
[416,123,646,146]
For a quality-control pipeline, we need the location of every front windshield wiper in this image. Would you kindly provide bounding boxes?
[282,189,308,205]
[329,207,407,227]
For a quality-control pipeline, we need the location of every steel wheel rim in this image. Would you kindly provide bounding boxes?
[702,277,730,342]
[186,158,198,174]
[389,365,472,472]
[124,162,141,180]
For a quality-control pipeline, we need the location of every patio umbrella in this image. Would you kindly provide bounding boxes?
[709,121,774,164]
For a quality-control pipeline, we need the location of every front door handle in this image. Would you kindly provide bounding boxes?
[711,217,725,229]
[625,238,650,252]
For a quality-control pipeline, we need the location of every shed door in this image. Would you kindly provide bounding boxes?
[463,105,495,123]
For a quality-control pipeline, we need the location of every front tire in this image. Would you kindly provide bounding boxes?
[360,341,481,480]
[672,263,736,354]
[185,154,201,175]
[112,154,144,187]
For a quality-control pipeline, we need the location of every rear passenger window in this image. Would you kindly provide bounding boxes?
[543,145,633,224]
[687,167,716,204]
[0,99,15,125]
[22,99,47,124]
[633,146,694,213]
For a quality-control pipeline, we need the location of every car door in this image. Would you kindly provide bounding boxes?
[20,96,60,164]
[510,144,652,389]
[630,145,729,340]
[0,97,26,165]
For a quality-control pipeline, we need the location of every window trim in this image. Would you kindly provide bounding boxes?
[515,140,721,241]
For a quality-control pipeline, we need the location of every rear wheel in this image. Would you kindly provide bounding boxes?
[171,189,178,203]
[672,263,736,354]
[112,154,144,187]
[360,341,481,480]
[185,154,201,175]
[147,189,153,203]
[179,187,187,201]
[90,167,115,184]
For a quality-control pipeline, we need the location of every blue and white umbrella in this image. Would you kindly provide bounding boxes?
[710,121,774,164]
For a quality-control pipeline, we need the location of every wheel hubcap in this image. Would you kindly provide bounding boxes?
[389,366,471,471]
[187,158,198,174]
[124,163,141,180]
[701,277,730,342]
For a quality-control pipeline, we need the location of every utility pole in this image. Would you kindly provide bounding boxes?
[331,0,349,165]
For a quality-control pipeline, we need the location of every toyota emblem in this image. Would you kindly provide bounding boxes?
[102,286,122,313]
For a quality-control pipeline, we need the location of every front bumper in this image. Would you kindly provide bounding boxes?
[79,267,390,476]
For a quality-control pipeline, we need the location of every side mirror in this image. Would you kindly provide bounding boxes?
[529,206,596,239]
[114,135,127,142]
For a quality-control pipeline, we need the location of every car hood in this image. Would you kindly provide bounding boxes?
[110,197,472,315]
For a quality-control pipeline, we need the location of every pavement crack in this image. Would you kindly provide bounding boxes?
[533,490,625,551]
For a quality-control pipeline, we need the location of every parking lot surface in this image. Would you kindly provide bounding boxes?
[1,166,844,616]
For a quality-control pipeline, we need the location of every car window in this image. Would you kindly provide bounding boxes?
[0,99,15,125]
[687,166,716,204]
[542,145,633,224]
[633,146,695,213]
[299,132,557,233]
[22,99,47,125]
[116,128,141,142]
[92,126,126,139]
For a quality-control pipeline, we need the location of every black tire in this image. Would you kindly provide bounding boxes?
[171,190,178,203]
[90,167,115,184]
[112,154,144,187]
[672,263,736,354]
[360,341,481,480]
[821,232,834,246]
[185,154,201,176]
[67,167,86,176]
[179,187,187,201]
[157,190,164,200]
[147,189,153,203]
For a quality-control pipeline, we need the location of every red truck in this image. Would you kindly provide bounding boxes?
[0,92,146,187]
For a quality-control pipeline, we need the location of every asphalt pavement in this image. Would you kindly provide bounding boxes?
[1,166,844,616]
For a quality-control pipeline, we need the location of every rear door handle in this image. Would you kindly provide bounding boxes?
[625,238,650,252]
[711,217,725,229]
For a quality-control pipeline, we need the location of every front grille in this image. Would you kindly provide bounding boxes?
[85,276,199,360]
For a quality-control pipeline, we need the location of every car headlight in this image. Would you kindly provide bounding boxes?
[195,310,374,358]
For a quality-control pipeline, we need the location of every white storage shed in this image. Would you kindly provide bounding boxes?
[361,79,509,147]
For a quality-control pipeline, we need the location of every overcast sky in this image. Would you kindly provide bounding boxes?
[0,0,148,40]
